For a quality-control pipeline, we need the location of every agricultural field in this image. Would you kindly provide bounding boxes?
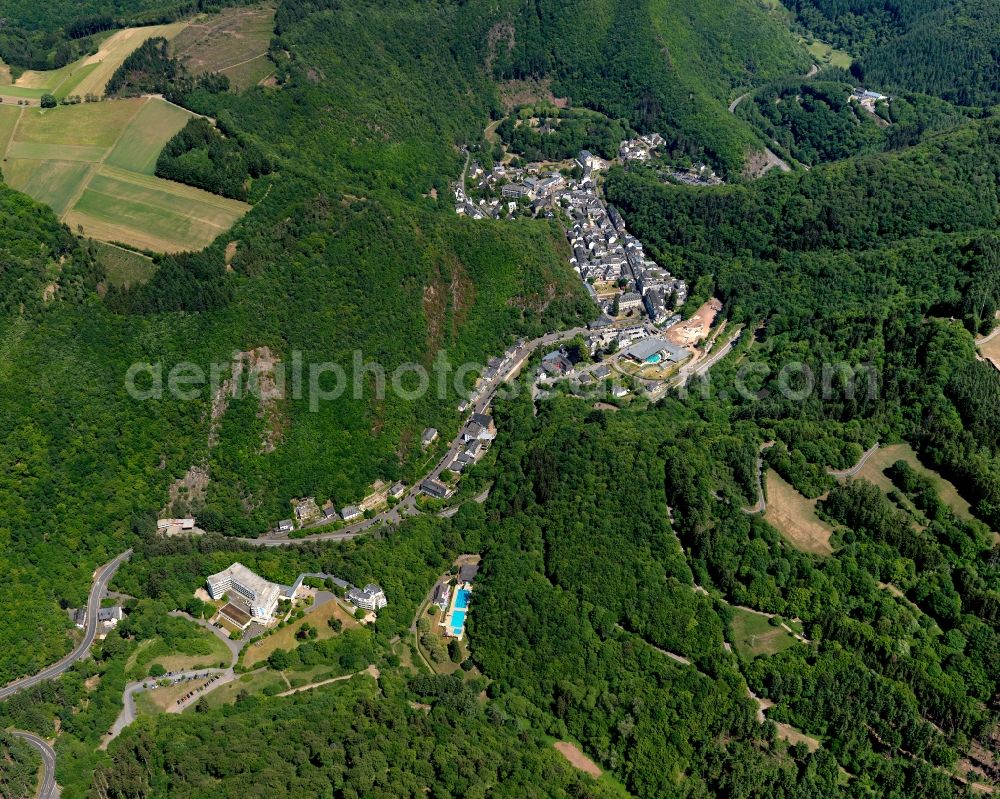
[8,23,189,101]
[763,468,835,555]
[2,97,249,252]
[171,5,276,91]
[0,106,21,156]
[848,443,976,522]
[729,607,798,658]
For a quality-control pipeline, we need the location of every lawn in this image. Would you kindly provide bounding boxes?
[850,443,977,522]
[763,468,835,555]
[105,99,194,174]
[243,598,359,668]
[729,607,797,658]
[171,5,276,91]
[92,241,157,287]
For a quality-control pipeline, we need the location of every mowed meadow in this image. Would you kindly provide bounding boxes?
[1,97,249,252]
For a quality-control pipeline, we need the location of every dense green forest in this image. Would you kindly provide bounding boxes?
[735,79,973,166]
[0,732,40,799]
[782,0,1000,105]
[489,0,810,174]
[497,107,633,162]
[156,118,272,201]
[0,0,998,796]
[0,0,593,689]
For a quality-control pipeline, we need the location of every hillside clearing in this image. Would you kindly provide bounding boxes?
[848,443,976,522]
[10,24,188,100]
[763,468,835,554]
[730,607,798,657]
[171,5,276,91]
[92,242,157,288]
[554,741,602,778]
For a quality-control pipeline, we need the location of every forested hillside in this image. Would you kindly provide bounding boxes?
[0,0,249,71]
[735,79,973,166]
[782,0,1000,104]
[490,0,810,174]
[0,0,998,797]
[0,0,591,687]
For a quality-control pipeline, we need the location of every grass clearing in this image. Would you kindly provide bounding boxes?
[805,40,853,69]
[850,443,976,522]
[763,468,835,555]
[15,100,145,148]
[171,5,276,91]
[243,599,359,668]
[730,607,797,658]
[92,242,157,287]
[136,678,211,715]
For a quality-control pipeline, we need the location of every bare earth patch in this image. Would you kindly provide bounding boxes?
[554,742,602,778]
[497,77,569,112]
[162,464,210,518]
[763,468,834,555]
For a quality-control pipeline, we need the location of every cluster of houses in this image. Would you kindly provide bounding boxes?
[455,159,569,220]
[618,132,665,161]
[665,164,724,187]
[70,605,124,630]
[448,412,496,474]
[277,480,411,533]
[562,173,687,322]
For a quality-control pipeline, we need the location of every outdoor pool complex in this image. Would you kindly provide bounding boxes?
[645,353,662,364]
[449,588,472,637]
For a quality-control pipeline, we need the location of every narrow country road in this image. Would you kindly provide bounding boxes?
[10,730,57,799]
[0,550,132,701]
[828,442,879,478]
[728,92,750,113]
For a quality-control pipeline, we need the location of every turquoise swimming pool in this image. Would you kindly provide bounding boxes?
[448,588,472,637]
[645,353,662,364]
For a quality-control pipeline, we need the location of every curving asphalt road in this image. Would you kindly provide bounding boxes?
[241,325,598,547]
[828,442,879,479]
[0,550,132,702]
[10,729,57,799]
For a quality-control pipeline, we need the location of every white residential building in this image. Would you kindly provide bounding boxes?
[206,562,281,621]
[346,583,388,611]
